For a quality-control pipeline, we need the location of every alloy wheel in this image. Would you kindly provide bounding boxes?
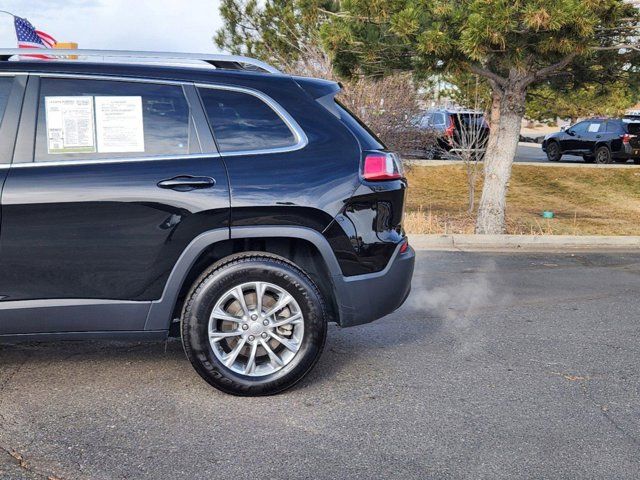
[208,282,304,377]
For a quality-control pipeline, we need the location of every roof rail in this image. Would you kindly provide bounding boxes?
[0,49,281,74]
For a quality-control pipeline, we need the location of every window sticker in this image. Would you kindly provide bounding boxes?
[588,123,601,133]
[45,96,96,154]
[95,96,145,153]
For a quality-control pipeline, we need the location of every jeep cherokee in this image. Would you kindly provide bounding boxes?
[0,49,415,396]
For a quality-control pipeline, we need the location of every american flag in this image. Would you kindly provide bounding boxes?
[14,16,57,59]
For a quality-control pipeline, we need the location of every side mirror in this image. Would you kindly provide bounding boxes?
[566,129,575,136]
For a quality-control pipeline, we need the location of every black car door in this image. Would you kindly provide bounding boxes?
[561,121,588,152]
[0,75,230,335]
[582,120,604,153]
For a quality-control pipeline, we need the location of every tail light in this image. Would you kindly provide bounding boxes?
[445,122,455,138]
[399,238,409,253]
[621,133,636,144]
[444,116,455,144]
[362,152,403,181]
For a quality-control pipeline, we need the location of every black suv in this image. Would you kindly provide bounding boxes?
[0,50,414,396]
[542,118,640,164]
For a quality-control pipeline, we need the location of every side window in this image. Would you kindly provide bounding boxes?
[0,77,14,126]
[433,113,446,127]
[35,78,197,162]
[198,87,297,153]
[570,122,588,135]
[606,121,622,133]
[586,121,603,133]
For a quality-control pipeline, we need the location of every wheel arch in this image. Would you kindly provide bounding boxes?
[144,226,342,333]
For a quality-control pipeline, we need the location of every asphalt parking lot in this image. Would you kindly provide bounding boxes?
[515,142,584,163]
[1,250,639,479]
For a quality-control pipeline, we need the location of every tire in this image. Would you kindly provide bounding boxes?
[181,253,327,396]
[424,145,440,159]
[546,142,561,161]
[634,158,640,165]
[595,145,612,164]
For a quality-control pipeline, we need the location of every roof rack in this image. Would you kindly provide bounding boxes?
[0,48,281,74]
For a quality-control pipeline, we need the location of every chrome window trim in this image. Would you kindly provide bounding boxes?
[35,72,186,86]
[195,82,308,157]
[16,73,307,165]
[9,153,220,169]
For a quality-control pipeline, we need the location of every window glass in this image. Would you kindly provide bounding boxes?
[570,122,588,135]
[418,114,432,128]
[198,87,297,153]
[586,121,603,133]
[606,121,622,133]
[433,113,446,126]
[0,77,13,126]
[627,123,640,135]
[35,78,196,162]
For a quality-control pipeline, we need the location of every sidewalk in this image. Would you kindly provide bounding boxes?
[409,234,640,251]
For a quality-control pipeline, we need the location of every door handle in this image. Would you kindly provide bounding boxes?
[157,176,216,191]
[595,135,601,139]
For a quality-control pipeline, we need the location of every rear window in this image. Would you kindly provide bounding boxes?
[198,87,297,153]
[452,113,486,129]
[333,100,385,150]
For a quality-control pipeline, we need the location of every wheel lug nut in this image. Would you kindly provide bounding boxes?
[251,314,258,321]
[262,320,269,326]
[248,335,255,341]
[261,332,268,339]
[242,324,249,331]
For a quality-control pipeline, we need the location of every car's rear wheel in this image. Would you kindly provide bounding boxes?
[546,142,561,161]
[181,253,327,396]
[595,146,612,164]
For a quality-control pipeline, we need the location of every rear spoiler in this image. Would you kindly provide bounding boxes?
[292,76,341,100]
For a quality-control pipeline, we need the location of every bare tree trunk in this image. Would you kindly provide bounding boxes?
[475,83,526,234]
[467,170,475,214]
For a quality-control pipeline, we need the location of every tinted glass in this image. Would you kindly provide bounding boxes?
[626,122,640,135]
[334,100,385,150]
[452,113,486,129]
[35,78,195,162]
[199,87,296,153]
[606,121,622,133]
[0,77,13,126]
[570,122,588,134]
[433,113,446,126]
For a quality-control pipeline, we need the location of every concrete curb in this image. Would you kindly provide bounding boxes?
[409,234,640,251]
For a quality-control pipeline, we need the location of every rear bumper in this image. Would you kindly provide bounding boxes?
[333,242,415,327]
[618,144,640,159]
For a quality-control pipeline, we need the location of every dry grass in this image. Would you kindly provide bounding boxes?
[405,164,640,235]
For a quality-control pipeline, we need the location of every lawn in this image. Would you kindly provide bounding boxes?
[404,164,640,235]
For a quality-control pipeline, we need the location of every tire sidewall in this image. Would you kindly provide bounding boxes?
[595,146,611,164]
[182,257,327,396]
[546,142,560,161]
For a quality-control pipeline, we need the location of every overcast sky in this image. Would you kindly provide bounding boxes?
[0,0,224,53]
